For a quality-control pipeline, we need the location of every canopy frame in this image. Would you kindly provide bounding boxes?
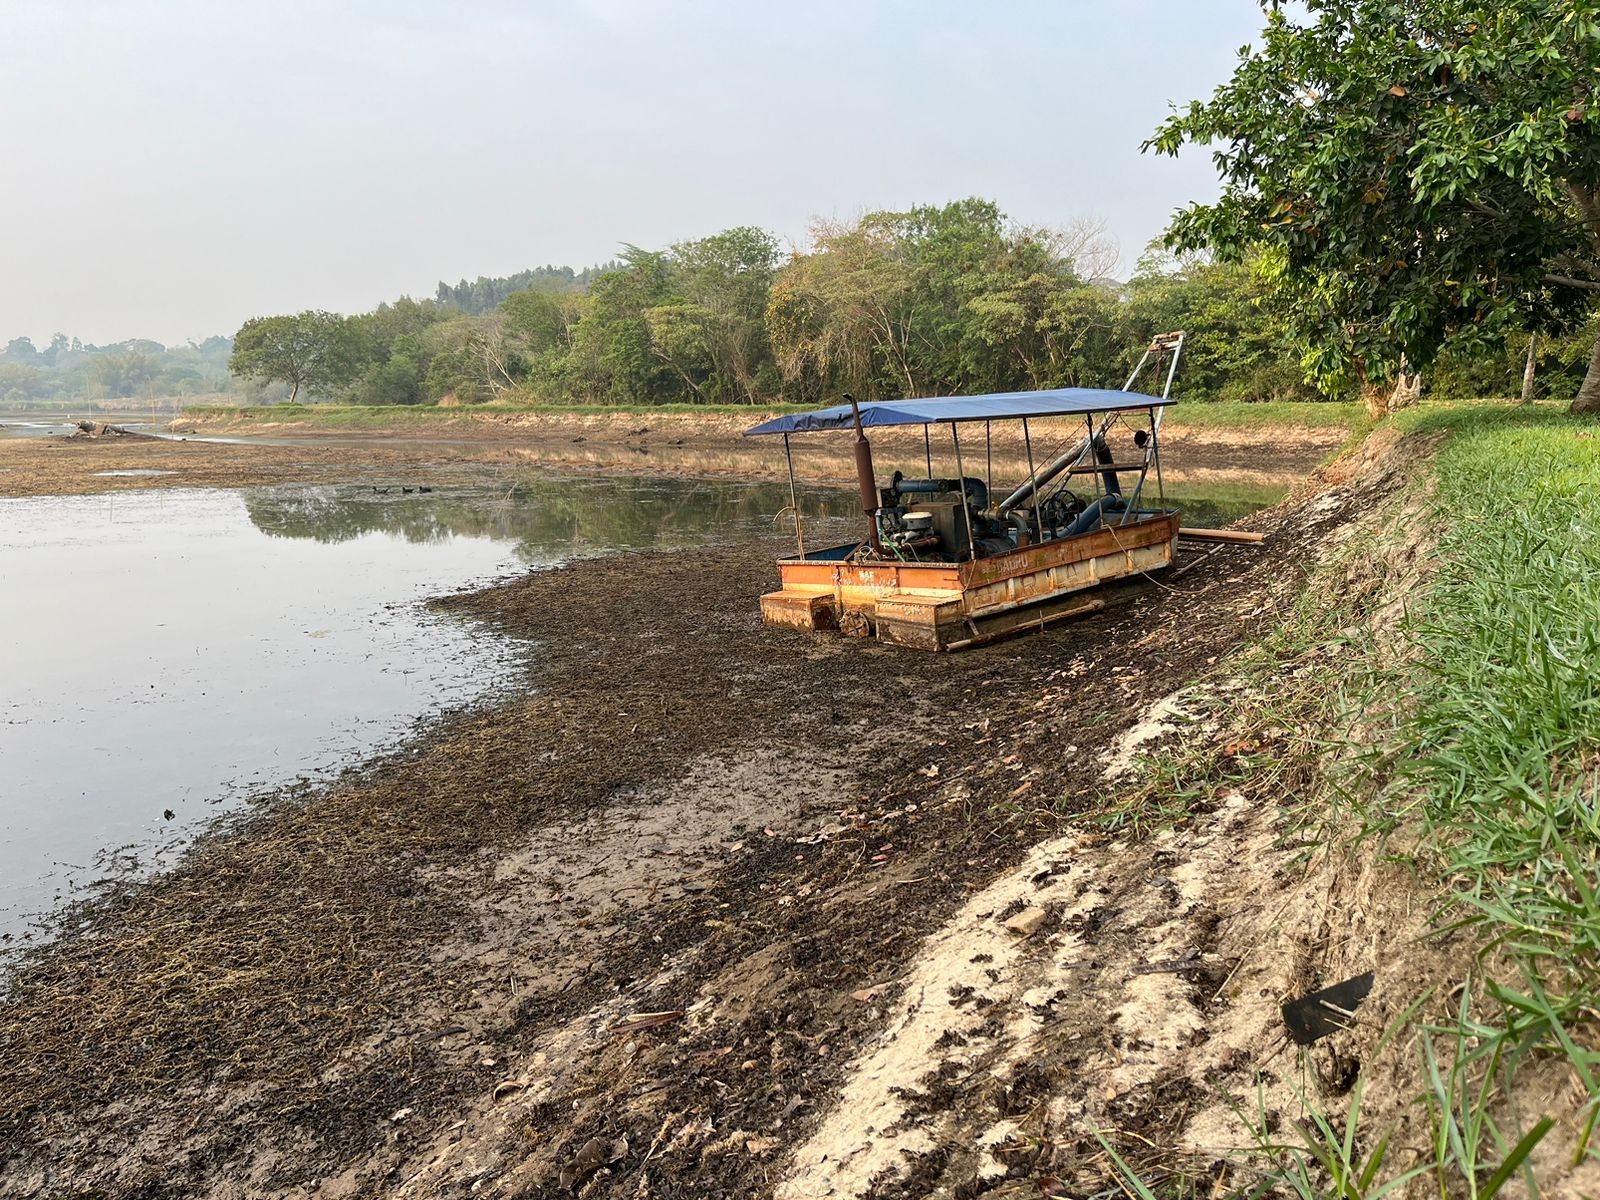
[743,385,1173,438]
[762,333,1186,560]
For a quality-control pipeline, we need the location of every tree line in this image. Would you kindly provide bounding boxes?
[226,197,1591,410]
[0,335,235,406]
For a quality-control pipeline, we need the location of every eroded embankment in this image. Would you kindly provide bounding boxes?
[0,432,1407,1199]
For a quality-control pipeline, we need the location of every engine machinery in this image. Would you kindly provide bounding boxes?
[870,430,1142,563]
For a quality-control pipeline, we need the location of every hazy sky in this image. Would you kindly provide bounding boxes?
[1,1,1263,345]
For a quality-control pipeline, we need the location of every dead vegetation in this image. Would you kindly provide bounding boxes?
[0,416,1338,499]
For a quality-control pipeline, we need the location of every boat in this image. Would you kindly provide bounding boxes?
[744,332,1186,651]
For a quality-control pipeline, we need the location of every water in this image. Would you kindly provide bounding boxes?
[0,411,163,439]
[0,476,854,941]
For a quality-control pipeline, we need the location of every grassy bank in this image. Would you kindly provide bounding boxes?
[177,396,1367,433]
[1114,406,1600,1195]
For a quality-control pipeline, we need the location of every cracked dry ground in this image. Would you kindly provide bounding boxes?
[0,446,1398,1200]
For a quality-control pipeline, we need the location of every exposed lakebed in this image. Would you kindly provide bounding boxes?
[0,474,856,941]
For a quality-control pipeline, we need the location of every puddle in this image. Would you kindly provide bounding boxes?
[0,476,855,943]
[91,469,178,478]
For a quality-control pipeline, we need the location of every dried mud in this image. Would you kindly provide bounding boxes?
[0,430,1412,1200]
[0,416,1339,499]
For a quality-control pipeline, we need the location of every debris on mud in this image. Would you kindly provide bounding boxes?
[1281,970,1377,1045]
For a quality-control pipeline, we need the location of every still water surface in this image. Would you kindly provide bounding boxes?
[0,475,853,940]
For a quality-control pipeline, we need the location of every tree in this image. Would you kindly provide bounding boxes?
[0,362,44,403]
[500,289,583,357]
[89,349,157,398]
[669,226,781,402]
[1122,247,1319,402]
[1149,0,1600,413]
[353,355,423,405]
[2,337,40,365]
[769,201,1124,401]
[228,311,354,403]
[567,247,682,404]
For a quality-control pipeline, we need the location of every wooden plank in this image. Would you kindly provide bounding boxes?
[1178,527,1264,545]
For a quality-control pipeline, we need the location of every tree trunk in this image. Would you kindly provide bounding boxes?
[288,379,300,404]
[1361,359,1420,418]
[1521,333,1539,404]
[1573,329,1600,414]
[1361,378,1388,420]
[1562,179,1600,413]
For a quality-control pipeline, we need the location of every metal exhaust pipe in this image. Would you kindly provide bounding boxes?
[846,394,884,555]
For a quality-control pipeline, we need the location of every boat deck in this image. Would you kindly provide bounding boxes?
[761,510,1179,651]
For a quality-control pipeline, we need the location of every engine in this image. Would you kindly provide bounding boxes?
[873,471,1100,562]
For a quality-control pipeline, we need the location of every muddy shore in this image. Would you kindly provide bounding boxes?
[0,417,1413,1197]
[0,412,1341,499]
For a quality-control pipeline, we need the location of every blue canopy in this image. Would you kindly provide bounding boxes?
[743,387,1172,436]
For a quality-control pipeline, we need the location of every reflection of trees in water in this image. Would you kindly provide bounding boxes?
[241,478,858,561]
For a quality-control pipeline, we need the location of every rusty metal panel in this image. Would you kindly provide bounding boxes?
[760,590,836,632]
[963,536,1173,619]
[875,593,963,623]
[877,619,948,651]
[959,513,1177,589]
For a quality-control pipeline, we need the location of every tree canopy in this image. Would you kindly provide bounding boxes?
[1149,0,1600,412]
[228,312,354,404]
[12,197,1589,413]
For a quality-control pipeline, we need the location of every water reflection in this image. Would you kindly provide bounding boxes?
[242,476,863,560]
[0,475,858,945]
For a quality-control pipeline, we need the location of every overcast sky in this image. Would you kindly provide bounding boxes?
[0,1,1263,345]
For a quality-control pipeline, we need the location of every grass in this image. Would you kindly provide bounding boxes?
[1390,407,1600,960]
[1159,398,1365,430]
[1101,402,1600,1196]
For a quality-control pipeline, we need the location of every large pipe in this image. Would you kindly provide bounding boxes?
[1063,493,1126,538]
[1000,431,1121,513]
[999,433,1090,512]
[1093,436,1122,496]
[891,473,990,511]
[845,394,884,555]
